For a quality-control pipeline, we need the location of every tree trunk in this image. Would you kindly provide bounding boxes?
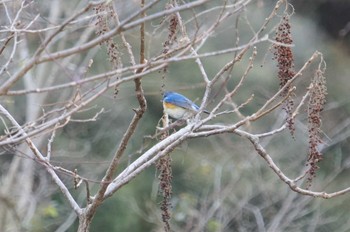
[77,212,93,232]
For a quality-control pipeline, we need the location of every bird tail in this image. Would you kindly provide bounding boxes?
[203,110,210,114]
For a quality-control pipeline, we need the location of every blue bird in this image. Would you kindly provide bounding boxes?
[163,91,209,119]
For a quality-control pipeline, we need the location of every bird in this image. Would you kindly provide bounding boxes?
[162,91,209,120]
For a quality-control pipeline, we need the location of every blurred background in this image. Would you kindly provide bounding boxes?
[1,0,350,231]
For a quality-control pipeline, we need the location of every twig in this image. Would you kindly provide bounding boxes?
[5,36,268,96]
[254,51,320,117]
[36,0,207,65]
[0,104,82,214]
[237,129,350,199]
[252,86,296,121]
[0,1,106,94]
[46,125,58,160]
[70,108,105,122]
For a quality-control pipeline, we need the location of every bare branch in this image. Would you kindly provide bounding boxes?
[0,104,82,214]
[237,129,350,199]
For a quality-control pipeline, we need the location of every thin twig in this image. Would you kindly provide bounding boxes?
[0,104,82,214]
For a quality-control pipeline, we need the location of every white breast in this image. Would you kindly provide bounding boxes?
[163,102,193,119]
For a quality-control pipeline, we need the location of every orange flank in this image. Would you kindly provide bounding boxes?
[164,102,179,109]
